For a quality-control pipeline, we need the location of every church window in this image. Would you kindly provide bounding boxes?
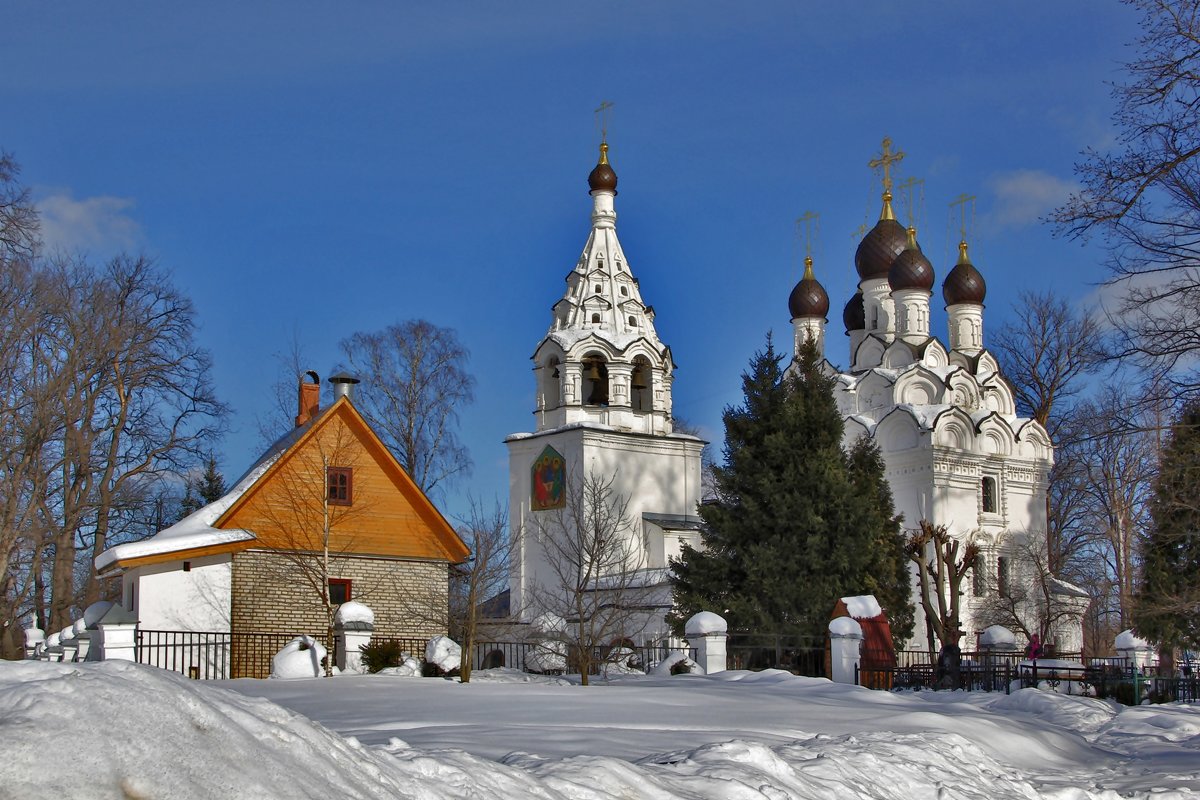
[997,556,1010,596]
[628,315,636,327]
[973,553,986,596]
[542,358,561,409]
[327,467,352,506]
[591,313,600,324]
[584,355,609,406]
[981,476,997,513]
[595,284,602,293]
[631,357,652,412]
[620,285,628,296]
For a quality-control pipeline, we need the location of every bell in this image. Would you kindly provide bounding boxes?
[586,361,602,381]
[551,366,560,379]
[631,369,648,390]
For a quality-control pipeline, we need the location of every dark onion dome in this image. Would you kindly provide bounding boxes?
[587,142,618,194]
[788,256,830,319]
[942,240,987,306]
[888,226,935,291]
[854,200,908,280]
[843,290,866,332]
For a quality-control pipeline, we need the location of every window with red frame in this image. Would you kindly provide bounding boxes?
[327,467,352,505]
[328,578,352,605]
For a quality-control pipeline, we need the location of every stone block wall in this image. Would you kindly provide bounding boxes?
[231,549,449,640]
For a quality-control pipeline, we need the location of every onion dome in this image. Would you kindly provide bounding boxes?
[942,240,987,306]
[788,256,830,319]
[842,290,866,332]
[587,142,618,194]
[888,226,935,291]
[854,193,908,280]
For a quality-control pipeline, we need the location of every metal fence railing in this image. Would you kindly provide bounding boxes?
[137,629,330,680]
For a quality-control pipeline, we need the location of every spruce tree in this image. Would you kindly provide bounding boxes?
[1134,403,1200,652]
[670,336,913,644]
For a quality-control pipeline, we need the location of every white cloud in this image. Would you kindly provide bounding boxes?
[36,191,143,256]
[985,170,1077,230]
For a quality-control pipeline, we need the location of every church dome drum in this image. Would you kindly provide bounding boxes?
[854,218,908,281]
[942,242,986,306]
[588,143,618,194]
[888,229,935,291]
[788,257,830,319]
[842,290,866,332]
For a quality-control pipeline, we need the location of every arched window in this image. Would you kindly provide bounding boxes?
[583,354,609,406]
[997,555,1010,596]
[973,553,986,596]
[981,476,997,513]
[542,357,561,409]
[631,357,652,412]
[591,313,600,324]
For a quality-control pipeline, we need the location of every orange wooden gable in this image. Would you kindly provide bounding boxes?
[217,397,468,563]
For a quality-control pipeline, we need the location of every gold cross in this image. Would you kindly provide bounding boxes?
[594,100,614,143]
[868,136,905,194]
[795,210,819,259]
[949,193,977,241]
[896,176,925,228]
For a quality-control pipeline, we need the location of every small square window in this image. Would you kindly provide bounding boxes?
[327,467,353,505]
[328,578,352,605]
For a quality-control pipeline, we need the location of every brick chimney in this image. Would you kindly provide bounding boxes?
[295,370,320,427]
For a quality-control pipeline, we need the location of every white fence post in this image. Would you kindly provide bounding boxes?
[96,605,139,662]
[828,616,863,685]
[685,611,728,675]
[23,626,44,660]
[1115,629,1154,672]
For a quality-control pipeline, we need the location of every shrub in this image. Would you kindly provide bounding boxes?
[359,639,406,674]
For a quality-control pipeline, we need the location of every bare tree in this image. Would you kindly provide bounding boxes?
[339,321,474,497]
[904,520,979,655]
[448,498,512,683]
[976,535,1089,648]
[0,151,40,260]
[1052,0,1200,398]
[255,332,312,447]
[523,471,652,686]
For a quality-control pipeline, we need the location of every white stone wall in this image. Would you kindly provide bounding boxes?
[506,424,703,635]
[129,555,233,632]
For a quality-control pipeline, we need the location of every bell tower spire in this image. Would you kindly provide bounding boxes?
[530,135,675,436]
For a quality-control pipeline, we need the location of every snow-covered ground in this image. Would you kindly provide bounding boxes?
[3,660,1199,799]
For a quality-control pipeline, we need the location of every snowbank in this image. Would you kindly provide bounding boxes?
[980,625,1017,647]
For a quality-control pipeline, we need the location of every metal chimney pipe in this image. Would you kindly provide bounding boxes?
[329,372,361,403]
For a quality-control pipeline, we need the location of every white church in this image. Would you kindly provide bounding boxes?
[507,138,1085,653]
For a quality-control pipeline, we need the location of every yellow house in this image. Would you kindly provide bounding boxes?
[95,374,468,676]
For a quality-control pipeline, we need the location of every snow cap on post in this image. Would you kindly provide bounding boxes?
[979,625,1017,648]
[685,611,728,637]
[1115,630,1152,651]
[333,601,374,630]
[828,616,863,638]
[83,600,114,629]
[840,595,882,619]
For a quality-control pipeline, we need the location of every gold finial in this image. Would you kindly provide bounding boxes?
[598,141,609,165]
[803,254,816,281]
[869,137,905,219]
[594,100,614,144]
[906,226,919,250]
[957,240,971,264]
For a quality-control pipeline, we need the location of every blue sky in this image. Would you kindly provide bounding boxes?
[2,2,1138,518]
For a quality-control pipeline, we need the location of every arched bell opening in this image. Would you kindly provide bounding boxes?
[631,356,652,412]
[542,356,562,410]
[583,353,609,406]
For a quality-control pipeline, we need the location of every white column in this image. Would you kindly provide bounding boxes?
[1115,629,1155,672]
[336,623,374,673]
[685,611,728,675]
[829,616,864,685]
[23,626,43,660]
[96,605,140,662]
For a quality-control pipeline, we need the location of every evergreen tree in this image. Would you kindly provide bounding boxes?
[177,454,227,521]
[1134,403,1200,653]
[670,336,913,644]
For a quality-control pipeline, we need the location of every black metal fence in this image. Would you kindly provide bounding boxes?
[726,633,827,677]
[137,629,330,680]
